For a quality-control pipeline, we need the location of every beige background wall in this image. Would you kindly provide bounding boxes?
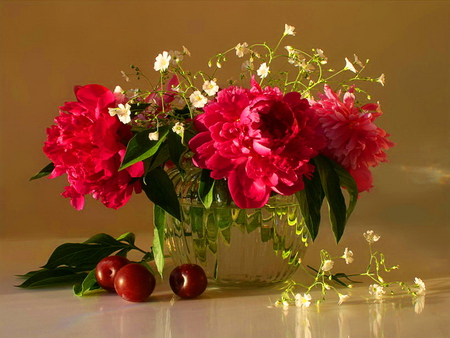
[1,1,449,279]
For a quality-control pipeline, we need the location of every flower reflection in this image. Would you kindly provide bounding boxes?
[338,308,350,338]
[295,308,312,338]
[413,295,426,314]
[369,302,385,337]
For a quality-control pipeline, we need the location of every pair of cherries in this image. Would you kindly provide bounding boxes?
[95,256,208,302]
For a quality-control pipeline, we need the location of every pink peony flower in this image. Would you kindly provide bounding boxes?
[189,78,326,208]
[311,85,395,192]
[44,84,144,210]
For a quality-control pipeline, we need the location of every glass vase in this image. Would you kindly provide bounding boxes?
[165,164,310,286]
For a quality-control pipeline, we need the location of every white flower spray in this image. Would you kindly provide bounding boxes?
[277,230,426,308]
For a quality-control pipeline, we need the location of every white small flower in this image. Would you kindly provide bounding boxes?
[154,51,171,72]
[316,48,328,64]
[108,103,132,124]
[148,131,159,141]
[284,24,296,36]
[202,80,219,96]
[257,62,270,79]
[322,260,334,272]
[285,45,294,53]
[235,42,250,58]
[169,50,183,65]
[120,71,130,82]
[414,277,426,295]
[344,57,357,73]
[324,283,331,290]
[285,46,305,67]
[189,90,208,108]
[342,247,354,264]
[216,61,222,69]
[295,293,312,308]
[377,73,386,86]
[369,284,385,300]
[338,294,350,305]
[172,122,185,135]
[301,60,315,72]
[241,60,254,71]
[354,54,364,67]
[125,88,139,100]
[364,230,381,244]
[113,85,126,103]
[182,45,191,57]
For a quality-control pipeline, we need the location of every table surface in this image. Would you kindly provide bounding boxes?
[1,238,449,338]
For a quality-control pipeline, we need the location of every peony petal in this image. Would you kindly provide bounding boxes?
[228,166,271,208]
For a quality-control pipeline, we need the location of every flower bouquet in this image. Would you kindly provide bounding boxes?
[28,24,394,288]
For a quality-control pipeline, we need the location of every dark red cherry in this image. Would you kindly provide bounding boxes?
[95,255,130,292]
[114,263,156,302]
[169,264,208,299]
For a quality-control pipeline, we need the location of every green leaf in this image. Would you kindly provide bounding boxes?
[145,142,170,174]
[141,251,155,263]
[30,162,54,181]
[16,270,41,279]
[41,233,128,270]
[116,232,136,245]
[120,125,170,170]
[153,204,166,278]
[167,129,187,176]
[198,169,215,209]
[296,164,325,241]
[73,269,100,296]
[313,155,347,243]
[142,167,181,220]
[129,102,151,116]
[16,268,87,288]
[183,128,197,145]
[172,105,191,119]
[329,160,359,221]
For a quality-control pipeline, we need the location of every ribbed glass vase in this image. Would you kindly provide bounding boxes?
[165,164,310,286]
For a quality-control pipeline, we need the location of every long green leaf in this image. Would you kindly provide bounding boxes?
[153,204,166,278]
[296,166,325,241]
[30,162,54,181]
[120,125,170,170]
[198,169,215,209]
[142,167,181,220]
[16,268,87,288]
[167,129,187,177]
[145,142,170,174]
[73,269,100,296]
[329,161,359,220]
[116,232,136,245]
[42,233,128,269]
[313,155,347,243]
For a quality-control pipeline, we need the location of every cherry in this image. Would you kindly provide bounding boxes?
[169,264,208,299]
[95,255,130,292]
[114,263,156,302]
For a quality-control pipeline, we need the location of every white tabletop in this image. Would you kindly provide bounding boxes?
[1,238,449,338]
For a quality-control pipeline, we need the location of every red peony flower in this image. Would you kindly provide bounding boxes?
[189,78,326,208]
[44,84,144,210]
[311,85,395,192]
